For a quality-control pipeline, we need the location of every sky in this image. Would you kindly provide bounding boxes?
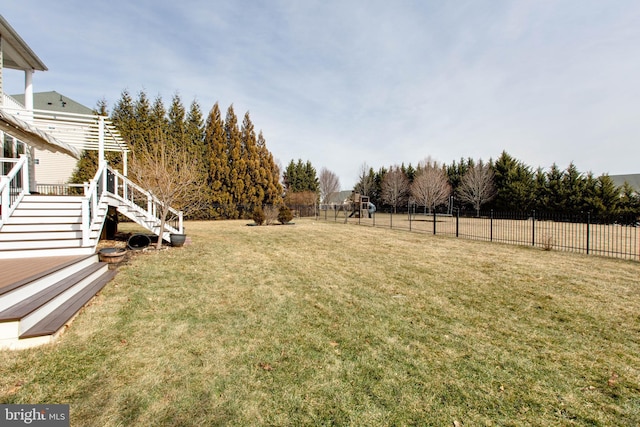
[3,1,639,189]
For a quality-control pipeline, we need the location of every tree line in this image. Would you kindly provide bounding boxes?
[71,90,283,219]
[352,151,640,218]
[70,91,638,221]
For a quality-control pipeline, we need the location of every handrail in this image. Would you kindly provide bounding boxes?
[106,166,183,235]
[80,163,107,246]
[0,155,30,228]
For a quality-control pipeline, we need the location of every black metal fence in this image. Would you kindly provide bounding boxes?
[317,206,640,262]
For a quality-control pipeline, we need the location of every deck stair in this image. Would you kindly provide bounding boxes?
[0,254,116,350]
[0,194,107,259]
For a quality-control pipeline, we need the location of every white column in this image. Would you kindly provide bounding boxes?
[24,69,34,112]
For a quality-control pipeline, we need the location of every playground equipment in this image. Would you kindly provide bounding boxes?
[348,192,376,218]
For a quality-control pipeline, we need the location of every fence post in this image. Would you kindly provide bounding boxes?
[586,212,591,255]
[490,210,494,242]
[456,208,459,238]
[390,211,393,229]
[532,210,536,246]
[433,209,436,235]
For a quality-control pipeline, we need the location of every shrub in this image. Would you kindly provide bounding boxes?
[278,205,294,224]
[264,205,279,225]
[252,206,265,225]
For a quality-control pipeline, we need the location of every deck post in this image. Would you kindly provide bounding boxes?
[98,116,105,168]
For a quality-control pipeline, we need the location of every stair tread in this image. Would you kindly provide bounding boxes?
[0,263,106,321]
[0,255,96,296]
[20,270,116,339]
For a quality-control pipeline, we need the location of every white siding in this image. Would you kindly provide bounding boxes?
[33,148,77,184]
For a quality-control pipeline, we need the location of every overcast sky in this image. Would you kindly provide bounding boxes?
[3,1,639,188]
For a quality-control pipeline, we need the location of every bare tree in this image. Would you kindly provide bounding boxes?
[411,159,451,214]
[355,162,374,196]
[130,129,204,249]
[319,167,340,204]
[381,165,410,213]
[457,159,496,216]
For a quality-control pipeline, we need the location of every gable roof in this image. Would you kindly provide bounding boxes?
[0,14,47,71]
[11,91,94,115]
[610,174,640,192]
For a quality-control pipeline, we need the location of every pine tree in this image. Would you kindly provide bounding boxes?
[205,103,232,218]
[491,151,535,212]
[111,90,137,145]
[167,93,186,150]
[256,131,282,205]
[185,100,207,218]
[225,105,244,217]
[595,175,619,218]
[560,163,585,214]
[619,181,640,217]
[545,163,564,212]
[131,91,152,147]
[150,95,168,134]
[241,112,260,208]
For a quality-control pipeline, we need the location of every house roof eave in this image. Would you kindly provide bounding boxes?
[0,14,48,72]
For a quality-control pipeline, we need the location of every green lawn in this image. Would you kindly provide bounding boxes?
[1,219,639,426]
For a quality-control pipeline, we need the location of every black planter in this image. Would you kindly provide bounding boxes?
[127,234,151,250]
[170,233,187,247]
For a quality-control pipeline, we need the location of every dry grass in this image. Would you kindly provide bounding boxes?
[1,219,639,426]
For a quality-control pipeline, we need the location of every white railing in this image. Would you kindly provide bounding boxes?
[0,155,30,228]
[107,167,183,235]
[81,163,108,246]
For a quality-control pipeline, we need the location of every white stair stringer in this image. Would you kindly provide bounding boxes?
[105,193,178,242]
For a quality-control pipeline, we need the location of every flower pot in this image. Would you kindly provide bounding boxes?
[170,233,187,247]
[98,247,127,264]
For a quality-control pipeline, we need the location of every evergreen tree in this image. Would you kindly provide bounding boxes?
[167,93,186,150]
[595,174,620,218]
[491,151,535,212]
[183,100,207,218]
[240,112,260,208]
[545,163,564,212]
[619,181,640,217]
[446,157,473,199]
[131,91,152,147]
[225,105,244,217]
[111,89,137,145]
[532,167,549,211]
[560,163,585,214]
[205,103,232,218]
[256,131,283,205]
[283,159,318,193]
[150,95,168,131]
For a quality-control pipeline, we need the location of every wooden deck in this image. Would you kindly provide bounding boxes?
[0,256,82,293]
